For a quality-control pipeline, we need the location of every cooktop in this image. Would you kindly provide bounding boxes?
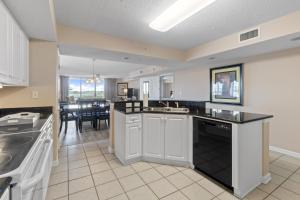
[0,131,40,175]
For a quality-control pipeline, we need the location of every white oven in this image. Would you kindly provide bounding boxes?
[0,115,53,200]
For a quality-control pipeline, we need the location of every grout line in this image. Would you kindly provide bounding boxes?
[263,165,300,200]
[82,142,101,200]
[67,143,70,200]
[101,147,131,200]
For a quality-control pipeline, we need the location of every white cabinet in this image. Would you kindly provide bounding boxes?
[115,111,189,165]
[114,111,142,164]
[0,1,29,86]
[0,2,10,82]
[143,113,188,162]
[165,115,188,162]
[143,114,164,159]
[126,123,142,159]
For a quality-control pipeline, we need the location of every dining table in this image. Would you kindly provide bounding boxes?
[60,103,111,133]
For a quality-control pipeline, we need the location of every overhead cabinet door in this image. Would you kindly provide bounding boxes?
[12,22,22,82]
[0,3,10,80]
[0,1,29,86]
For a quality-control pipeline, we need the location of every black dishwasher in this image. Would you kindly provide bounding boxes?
[193,117,232,189]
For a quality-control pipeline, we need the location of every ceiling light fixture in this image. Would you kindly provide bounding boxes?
[86,58,100,84]
[149,0,216,32]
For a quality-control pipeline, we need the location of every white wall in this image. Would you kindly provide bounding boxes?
[173,47,300,153]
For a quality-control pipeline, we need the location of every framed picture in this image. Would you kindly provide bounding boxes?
[117,82,128,96]
[210,64,244,105]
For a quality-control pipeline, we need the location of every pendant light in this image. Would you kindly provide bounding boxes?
[86,58,96,84]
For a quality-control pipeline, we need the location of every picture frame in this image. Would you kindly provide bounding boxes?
[210,64,244,105]
[117,82,128,96]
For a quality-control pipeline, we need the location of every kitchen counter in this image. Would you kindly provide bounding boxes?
[0,177,11,198]
[0,107,53,176]
[191,108,273,123]
[114,108,273,124]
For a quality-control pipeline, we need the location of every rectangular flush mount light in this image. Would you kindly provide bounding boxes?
[149,0,216,32]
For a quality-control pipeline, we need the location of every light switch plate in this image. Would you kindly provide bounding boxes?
[32,91,39,99]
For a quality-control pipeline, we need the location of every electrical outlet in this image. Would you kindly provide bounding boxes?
[32,91,39,99]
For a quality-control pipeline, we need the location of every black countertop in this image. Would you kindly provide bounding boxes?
[115,108,273,124]
[0,107,52,176]
[191,108,273,124]
[0,177,11,198]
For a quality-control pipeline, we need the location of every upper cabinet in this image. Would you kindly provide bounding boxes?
[0,1,29,86]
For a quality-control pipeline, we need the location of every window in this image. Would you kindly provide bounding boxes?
[68,78,105,99]
[160,74,174,99]
[69,78,81,99]
[143,81,149,97]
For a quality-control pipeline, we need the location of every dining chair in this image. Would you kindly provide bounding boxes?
[59,105,79,134]
[78,104,98,133]
[96,105,110,130]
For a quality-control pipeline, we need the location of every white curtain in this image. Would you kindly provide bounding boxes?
[60,76,69,101]
[104,78,117,101]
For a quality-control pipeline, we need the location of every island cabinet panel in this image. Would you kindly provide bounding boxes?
[125,122,142,160]
[114,111,142,164]
[142,113,189,163]
[165,115,188,162]
[142,114,165,159]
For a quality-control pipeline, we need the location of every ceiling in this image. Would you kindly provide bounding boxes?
[3,0,56,41]
[55,0,300,50]
[59,55,151,78]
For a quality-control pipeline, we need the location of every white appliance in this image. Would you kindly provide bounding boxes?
[0,115,53,200]
[0,113,40,127]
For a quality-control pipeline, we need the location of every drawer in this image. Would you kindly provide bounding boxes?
[133,102,141,107]
[126,114,141,124]
[126,102,132,108]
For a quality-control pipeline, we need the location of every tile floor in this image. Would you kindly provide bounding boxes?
[59,121,109,146]
[47,140,300,200]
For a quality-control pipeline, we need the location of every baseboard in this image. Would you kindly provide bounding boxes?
[52,160,59,167]
[269,146,300,159]
[261,173,272,184]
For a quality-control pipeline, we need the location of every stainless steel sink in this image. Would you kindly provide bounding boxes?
[145,107,165,112]
[164,107,190,113]
[144,107,190,114]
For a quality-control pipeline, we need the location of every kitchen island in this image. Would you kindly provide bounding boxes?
[113,101,273,198]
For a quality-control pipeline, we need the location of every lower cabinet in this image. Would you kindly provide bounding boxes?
[142,114,164,159]
[114,111,189,165]
[143,113,188,162]
[125,122,142,160]
[164,115,188,162]
[114,111,142,164]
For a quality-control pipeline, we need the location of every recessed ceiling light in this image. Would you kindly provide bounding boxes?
[149,0,216,32]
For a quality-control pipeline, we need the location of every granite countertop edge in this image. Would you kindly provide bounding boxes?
[114,109,273,124]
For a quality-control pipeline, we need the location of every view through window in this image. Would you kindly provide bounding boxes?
[69,78,105,99]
